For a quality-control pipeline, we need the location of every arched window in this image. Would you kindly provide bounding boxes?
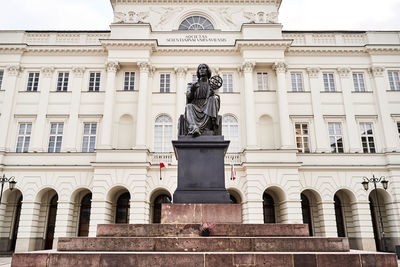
[78,193,92,237]
[179,16,214,30]
[222,115,239,152]
[152,194,172,223]
[116,192,130,224]
[263,192,275,223]
[154,115,173,152]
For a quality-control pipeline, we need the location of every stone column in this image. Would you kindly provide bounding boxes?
[242,62,257,148]
[0,65,22,151]
[53,201,75,247]
[307,67,330,152]
[243,175,264,223]
[337,67,363,153]
[135,62,150,149]
[318,201,338,237]
[31,67,54,152]
[280,199,303,224]
[370,66,398,152]
[273,62,295,149]
[88,199,111,237]
[350,201,377,251]
[130,171,148,223]
[174,67,187,122]
[65,67,85,152]
[14,201,41,252]
[99,61,119,149]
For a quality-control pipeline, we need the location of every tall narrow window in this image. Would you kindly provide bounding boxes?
[291,73,303,92]
[263,193,275,223]
[0,70,3,89]
[88,72,101,91]
[353,73,366,92]
[328,123,344,153]
[115,192,130,224]
[388,71,400,91]
[16,123,32,153]
[323,73,336,92]
[78,193,92,237]
[57,72,69,91]
[124,72,135,91]
[222,74,233,92]
[27,72,40,91]
[160,74,170,93]
[82,123,97,152]
[154,115,173,152]
[222,115,239,152]
[257,72,268,91]
[48,123,64,153]
[295,123,310,153]
[360,122,375,153]
[397,122,400,140]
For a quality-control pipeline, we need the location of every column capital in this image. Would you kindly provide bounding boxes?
[137,62,150,73]
[72,66,85,78]
[242,61,255,73]
[106,61,120,73]
[148,65,156,77]
[212,67,219,76]
[369,66,385,77]
[337,67,351,78]
[306,67,320,78]
[41,67,55,78]
[174,67,188,77]
[273,61,287,73]
[6,64,22,76]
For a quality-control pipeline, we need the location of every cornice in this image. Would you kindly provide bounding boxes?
[365,44,400,55]
[236,39,292,50]
[111,0,281,5]
[101,39,157,51]
[154,46,237,54]
[25,46,106,55]
[286,46,367,56]
[0,44,27,53]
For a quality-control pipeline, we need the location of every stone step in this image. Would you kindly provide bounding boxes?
[96,223,309,237]
[11,251,398,267]
[57,237,350,252]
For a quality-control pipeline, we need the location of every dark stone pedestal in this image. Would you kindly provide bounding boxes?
[172,135,231,203]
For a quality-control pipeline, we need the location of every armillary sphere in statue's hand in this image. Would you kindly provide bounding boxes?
[209,75,223,90]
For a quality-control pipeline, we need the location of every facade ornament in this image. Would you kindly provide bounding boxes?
[148,65,156,77]
[212,68,220,76]
[273,62,287,73]
[242,61,255,73]
[151,7,184,29]
[106,61,119,73]
[41,67,55,78]
[243,11,278,24]
[174,67,188,77]
[72,67,85,78]
[6,64,22,76]
[337,67,351,78]
[369,66,385,77]
[114,11,149,24]
[137,62,150,73]
[306,67,320,78]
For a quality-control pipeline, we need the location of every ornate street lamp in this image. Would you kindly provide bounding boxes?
[0,174,17,204]
[362,174,389,252]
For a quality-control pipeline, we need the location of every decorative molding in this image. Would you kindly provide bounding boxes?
[72,67,86,78]
[46,114,70,119]
[337,67,351,78]
[273,61,287,73]
[106,61,120,73]
[174,67,188,77]
[137,62,150,73]
[41,67,55,78]
[78,114,103,118]
[148,65,156,77]
[241,61,255,73]
[111,0,281,5]
[369,66,385,77]
[25,46,106,55]
[6,64,22,76]
[113,11,149,24]
[306,67,320,78]
[14,114,37,119]
[0,44,27,53]
[286,47,367,56]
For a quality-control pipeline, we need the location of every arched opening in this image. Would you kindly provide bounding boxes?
[301,193,313,236]
[0,189,23,252]
[263,192,275,223]
[10,195,22,251]
[178,16,214,30]
[117,114,134,149]
[152,194,172,223]
[45,194,58,250]
[258,115,275,149]
[227,189,242,204]
[334,195,346,237]
[116,192,130,224]
[78,193,92,237]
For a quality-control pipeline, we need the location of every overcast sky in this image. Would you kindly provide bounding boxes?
[0,0,399,31]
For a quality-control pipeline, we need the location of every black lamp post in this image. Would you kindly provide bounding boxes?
[0,174,17,204]
[362,174,389,252]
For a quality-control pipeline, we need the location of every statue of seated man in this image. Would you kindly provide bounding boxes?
[180,64,222,136]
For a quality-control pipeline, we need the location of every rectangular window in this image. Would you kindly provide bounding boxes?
[0,70,3,89]
[291,73,303,92]
[328,123,344,153]
[360,122,375,153]
[27,72,40,91]
[388,71,400,91]
[48,123,64,153]
[257,72,268,91]
[222,74,233,92]
[160,73,170,93]
[82,123,97,152]
[16,123,32,153]
[124,72,135,91]
[295,123,310,153]
[88,72,101,91]
[352,73,366,92]
[57,72,69,91]
[323,73,336,92]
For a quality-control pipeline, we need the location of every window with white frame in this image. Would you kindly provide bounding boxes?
[0,70,3,89]
[88,72,101,91]
[257,72,268,91]
[222,115,239,152]
[160,73,170,93]
[295,123,310,153]
[323,73,336,92]
[48,123,64,153]
[82,123,97,152]
[352,73,366,92]
[154,115,173,152]
[16,123,32,153]
[124,72,135,91]
[360,122,376,153]
[57,72,69,91]
[328,123,344,153]
[388,71,400,91]
[222,74,233,92]
[291,73,303,92]
[27,72,40,91]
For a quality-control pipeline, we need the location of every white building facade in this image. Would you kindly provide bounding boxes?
[0,0,400,253]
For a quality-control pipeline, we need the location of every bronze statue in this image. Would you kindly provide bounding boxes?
[179,64,223,136]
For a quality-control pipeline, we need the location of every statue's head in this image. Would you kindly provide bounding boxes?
[196,64,212,79]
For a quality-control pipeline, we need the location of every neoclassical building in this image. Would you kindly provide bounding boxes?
[0,0,399,254]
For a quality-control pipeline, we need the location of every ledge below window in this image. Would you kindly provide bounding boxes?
[352,91,372,93]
